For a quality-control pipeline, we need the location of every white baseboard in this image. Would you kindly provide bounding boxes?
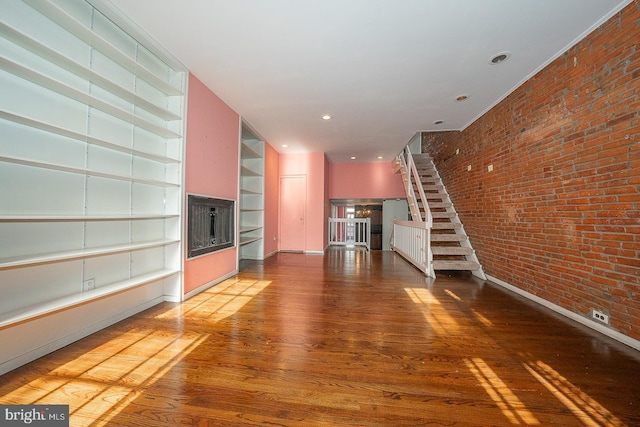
[486,274,640,352]
[0,296,163,376]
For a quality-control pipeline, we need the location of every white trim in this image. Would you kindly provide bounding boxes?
[305,250,325,255]
[0,296,163,376]
[487,274,640,352]
[182,270,239,301]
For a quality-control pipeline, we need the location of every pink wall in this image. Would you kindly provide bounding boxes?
[329,162,405,199]
[263,142,279,257]
[279,152,327,252]
[183,73,240,294]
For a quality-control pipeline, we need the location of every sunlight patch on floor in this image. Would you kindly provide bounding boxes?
[524,360,626,427]
[0,330,208,426]
[465,357,540,425]
[405,287,459,335]
[156,278,272,322]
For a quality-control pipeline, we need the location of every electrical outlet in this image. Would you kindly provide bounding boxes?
[467,165,472,171]
[592,310,609,324]
[456,148,460,155]
[488,164,494,172]
[83,278,95,292]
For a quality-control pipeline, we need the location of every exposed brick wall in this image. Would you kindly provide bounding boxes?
[423,1,640,341]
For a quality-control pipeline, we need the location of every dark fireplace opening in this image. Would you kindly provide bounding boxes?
[187,195,235,258]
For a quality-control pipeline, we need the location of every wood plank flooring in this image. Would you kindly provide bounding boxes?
[1,248,639,426]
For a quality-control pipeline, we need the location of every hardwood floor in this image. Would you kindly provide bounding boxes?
[1,248,639,426]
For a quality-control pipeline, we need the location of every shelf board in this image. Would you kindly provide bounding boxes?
[240,188,262,195]
[0,214,179,222]
[0,111,181,164]
[0,239,179,270]
[239,236,262,246]
[240,208,264,212]
[0,22,181,121]
[1,58,181,139]
[23,0,183,96]
[0,155,180,187]
[241,143,262,159]
[240,225,263,233]
[0,269,178,328]
[240,166,262,177]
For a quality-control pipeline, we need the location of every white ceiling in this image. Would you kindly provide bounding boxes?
[105,0,631,163]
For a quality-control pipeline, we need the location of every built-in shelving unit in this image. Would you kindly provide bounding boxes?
[0,0,186,373]
[239,127,265,260]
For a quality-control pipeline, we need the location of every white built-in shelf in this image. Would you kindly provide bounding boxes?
[240,188,262,195]
[0,214,179,222]
[0,268,178,328]
[0,238,179,270]
[241,165,262,177]
[241,143,262,159]
[0,111,180,164]
[239,236,261,246]
[0,22,181,121]
[0,155,180,187]
[23,0,183,96]
[1,58,181,139]
[240,225,262,233]
[240,208,263,212]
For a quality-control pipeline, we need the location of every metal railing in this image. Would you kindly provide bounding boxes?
[328,218,371,250]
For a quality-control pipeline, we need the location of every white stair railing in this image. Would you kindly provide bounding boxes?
[391,219,435,277]
[328,218,371,250]
[393,144,433,277]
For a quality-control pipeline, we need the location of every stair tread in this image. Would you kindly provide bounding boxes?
[431,246,474,255]
[431,234,468,242]
[432,222,462,229]
[432,260,481,270]
[431,212,457,218]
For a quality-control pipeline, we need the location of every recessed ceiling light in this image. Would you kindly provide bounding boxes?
[322,114,332,120]
[377,156,383,159]
[281,144,288,148]
[456,95,469,101]
[490,51,511,65]
[350,156,356,160]
[434,120,444,125]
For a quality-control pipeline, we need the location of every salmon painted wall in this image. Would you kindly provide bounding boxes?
[279,152,327,252]
[329,162,406,199]
[264,142,279,257]
[184,73,240,295]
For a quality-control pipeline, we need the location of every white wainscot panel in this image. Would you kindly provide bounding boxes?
[0,165,85,214]
[0,280,165,375]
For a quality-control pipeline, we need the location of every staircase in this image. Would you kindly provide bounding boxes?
[402,152,486,279]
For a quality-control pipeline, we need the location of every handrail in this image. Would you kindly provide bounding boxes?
[395,147,433,227]
[391,219,434,277]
